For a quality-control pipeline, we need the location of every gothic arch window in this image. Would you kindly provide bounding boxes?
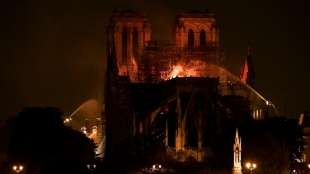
[132,27,139,58]
[200,29,206,48]
[122,27,128,63]
[188,29,194,49]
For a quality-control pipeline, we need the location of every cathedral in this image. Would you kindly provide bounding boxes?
[104,10,277,172]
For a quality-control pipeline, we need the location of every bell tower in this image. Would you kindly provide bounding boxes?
[233,128,242,174]
[175,12,219,48]
[107,10,151,82]
[175,11,220,64]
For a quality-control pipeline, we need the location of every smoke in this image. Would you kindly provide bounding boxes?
[0,0,309,121]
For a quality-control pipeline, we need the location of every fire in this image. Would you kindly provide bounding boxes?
[162,60,209,80]
[170,65,184,78]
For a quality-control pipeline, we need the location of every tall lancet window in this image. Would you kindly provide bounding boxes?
[200,29,206,48]
[133,27,139,58]
[188,29,194,49]
[122,27,128,63]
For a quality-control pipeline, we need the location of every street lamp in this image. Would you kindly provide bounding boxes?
[245,162,257,174]
[63,117,72,123]
[81,126,87,135]
[87,164,96,172]
[151,164,163,171]
[12,165,24,174]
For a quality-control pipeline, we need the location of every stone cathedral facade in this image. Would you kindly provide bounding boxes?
[104,10,277,169]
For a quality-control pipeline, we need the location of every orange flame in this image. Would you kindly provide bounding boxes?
[170,65,184,78]
[161,60,209,80]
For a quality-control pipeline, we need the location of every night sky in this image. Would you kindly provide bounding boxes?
[1,0,309,123]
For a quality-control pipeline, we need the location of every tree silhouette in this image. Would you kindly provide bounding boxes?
[1,107,96,174]
[242,117,300,174]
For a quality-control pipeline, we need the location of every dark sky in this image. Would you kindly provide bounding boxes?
[1,0,309,123]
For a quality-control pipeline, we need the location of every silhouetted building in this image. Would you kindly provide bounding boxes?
[299,112,310,162]
[104,10,278,167]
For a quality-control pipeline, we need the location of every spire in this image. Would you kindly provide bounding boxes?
[240,44,255,87]
[240,59,249,83]
[234,128,241,151]
[236,128,239,138]
[235,128,239,141]
[233,128,242,174]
